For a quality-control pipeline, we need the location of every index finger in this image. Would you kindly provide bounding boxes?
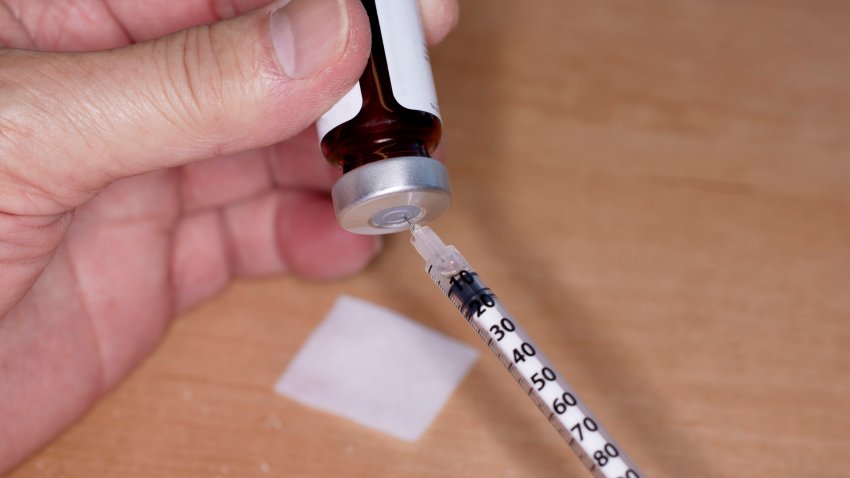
[107,0,458,44]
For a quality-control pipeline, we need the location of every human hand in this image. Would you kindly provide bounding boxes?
[0,0,458,471]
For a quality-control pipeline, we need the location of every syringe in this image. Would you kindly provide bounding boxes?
[411,225,642,478]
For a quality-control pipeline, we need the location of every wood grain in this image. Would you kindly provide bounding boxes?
[9,0,850,476]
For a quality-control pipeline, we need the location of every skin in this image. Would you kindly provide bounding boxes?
[0,0,458,472]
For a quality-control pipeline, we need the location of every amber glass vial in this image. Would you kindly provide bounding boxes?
[317,0,452,235]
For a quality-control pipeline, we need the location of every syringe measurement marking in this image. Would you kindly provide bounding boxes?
[431,268,641,478]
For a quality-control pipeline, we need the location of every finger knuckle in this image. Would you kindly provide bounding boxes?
[146,23,257,139]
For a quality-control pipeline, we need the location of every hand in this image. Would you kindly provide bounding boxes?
[0,0,458,471]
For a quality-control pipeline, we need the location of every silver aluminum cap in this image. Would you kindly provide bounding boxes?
[331,156,452,235]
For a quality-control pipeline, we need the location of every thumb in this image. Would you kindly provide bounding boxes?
[0,0,370,215]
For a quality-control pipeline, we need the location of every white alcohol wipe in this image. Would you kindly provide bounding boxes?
[274,295,478,441]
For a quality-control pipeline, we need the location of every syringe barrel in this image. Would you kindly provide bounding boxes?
[415,231,642,478]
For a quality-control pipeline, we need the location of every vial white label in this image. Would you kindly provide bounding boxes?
[316,0,440,142]
[374,0,441,120]
[316,82,363,141]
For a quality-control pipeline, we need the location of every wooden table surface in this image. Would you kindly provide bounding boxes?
[10,1,850,477]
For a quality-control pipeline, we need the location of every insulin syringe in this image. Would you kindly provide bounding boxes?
[411,225,642,478]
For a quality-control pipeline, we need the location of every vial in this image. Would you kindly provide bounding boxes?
[317,0,451,235]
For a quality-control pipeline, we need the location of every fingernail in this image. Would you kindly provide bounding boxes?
[270,0,347,79]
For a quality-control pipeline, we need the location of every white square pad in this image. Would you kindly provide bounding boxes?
[274,295,478,441]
